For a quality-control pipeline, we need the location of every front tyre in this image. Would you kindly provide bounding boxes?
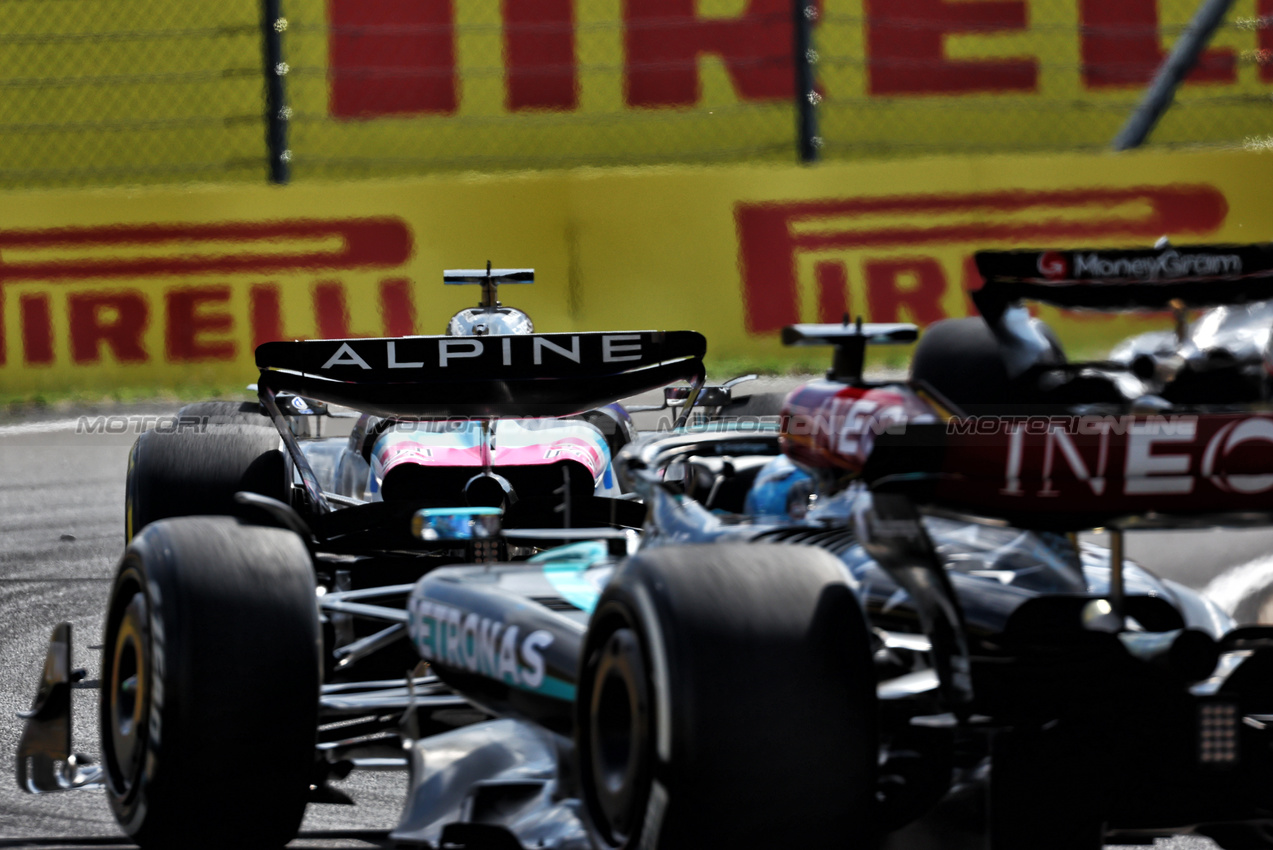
[101,517,319,849]
[576,543,878,850]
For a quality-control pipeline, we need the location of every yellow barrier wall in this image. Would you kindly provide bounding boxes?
[2,147,1272,394]
[293,0,1273,164]
[4,1,1273,188]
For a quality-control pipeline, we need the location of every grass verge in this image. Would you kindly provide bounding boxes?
[0,382,256,415]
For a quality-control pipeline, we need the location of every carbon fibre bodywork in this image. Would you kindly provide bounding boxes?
[24,245,1273,850]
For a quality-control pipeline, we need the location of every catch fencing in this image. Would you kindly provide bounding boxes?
[0,0,1271,188]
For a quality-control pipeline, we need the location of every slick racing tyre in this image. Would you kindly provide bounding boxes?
[1231,579,1273,626]
[125,420,287,541]
[101,517,319,849]
[910,317,1065,414]
[910,317,1013,413]
[1201,823,1273,849]
[576,543,878,850]
[177,400,271,428]
[989,727,1105,850]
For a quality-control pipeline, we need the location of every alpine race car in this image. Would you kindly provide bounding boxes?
[127,267,649,538]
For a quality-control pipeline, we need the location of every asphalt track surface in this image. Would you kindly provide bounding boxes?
[2,397,1273,849]
[0,404,402,850]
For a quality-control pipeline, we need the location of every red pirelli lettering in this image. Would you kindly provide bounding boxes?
[166,286,234,362]
[379,278,417,336]
[1079,0,1234,88]
[624,0,793,107]
[735,186,1229,333]
[865,0,1036,96]
[865,258,947,326]
[329,0,458,117]
[0,218,412,283]
[505,0,577,111]
[19,294,53,366]
[815,261,850,324]
[69,292,148,364]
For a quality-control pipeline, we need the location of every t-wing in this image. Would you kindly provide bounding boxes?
[781,321,918,384]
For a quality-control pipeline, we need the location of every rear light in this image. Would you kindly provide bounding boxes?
[1199,701,1239,765]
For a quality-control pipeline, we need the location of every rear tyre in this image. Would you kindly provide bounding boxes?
[910,317,1064,414]
[125,422,287,540]
[1201,824,1273,849]
[100,516,319,849]
[1231,581,1273,626]
[989,728,1105,850]
[576,543,878,850]
[910,317,1011,413]
[578,408,638,467]
[177,400,270,428]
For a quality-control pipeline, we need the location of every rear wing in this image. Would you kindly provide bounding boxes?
[863,413,1273,532]
[256,330,706,418]
[973,243,1273,322]
[782,321,918,383]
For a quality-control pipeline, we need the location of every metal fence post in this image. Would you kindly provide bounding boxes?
[794,0,820,163]
[1112,0,1237,151]
[261,0,291,183]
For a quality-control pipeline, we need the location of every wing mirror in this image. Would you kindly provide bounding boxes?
[662,374,759,407]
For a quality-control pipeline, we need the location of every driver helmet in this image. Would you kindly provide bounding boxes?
[446,306,534,337]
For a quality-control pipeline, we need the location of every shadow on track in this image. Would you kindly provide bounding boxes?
[0,830,394,849]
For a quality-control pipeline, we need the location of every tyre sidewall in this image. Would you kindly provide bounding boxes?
[101,517,319,847]
[578,543,878,850]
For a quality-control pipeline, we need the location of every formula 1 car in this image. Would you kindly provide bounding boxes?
[13,266,717,847]
[1109,284,1273,407]
[123,268,652,541]
[560,242,1273,850]
[20,245,1273,850]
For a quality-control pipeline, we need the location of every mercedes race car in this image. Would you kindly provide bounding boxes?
[19,245,1273,850]
[564,242,1273,850]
